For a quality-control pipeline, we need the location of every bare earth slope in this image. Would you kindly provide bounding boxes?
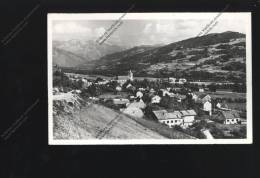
[53,104,165,139]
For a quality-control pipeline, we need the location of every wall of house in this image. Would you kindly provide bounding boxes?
[159,119,183,128]
[203,101,212,115]
[224,118,240,124]
[183,116,195,123]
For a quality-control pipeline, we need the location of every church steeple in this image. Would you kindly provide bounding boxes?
[128,70,133,81]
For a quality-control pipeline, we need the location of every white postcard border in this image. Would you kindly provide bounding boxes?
[48,13,252,145]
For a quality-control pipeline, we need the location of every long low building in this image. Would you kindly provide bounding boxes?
[153,109,197,128]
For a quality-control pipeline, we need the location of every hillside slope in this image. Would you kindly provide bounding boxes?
[80,31,246,81]
[53,103,166,139]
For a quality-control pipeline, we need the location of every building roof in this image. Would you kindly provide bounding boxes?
[180,110,197,116]
[153,109,196,120]
[221,110,240,120]
[166,111,182,119]
[113,98,130,105]
[217,103,229,109]
[152,110,168,120]
[198,94,210,99]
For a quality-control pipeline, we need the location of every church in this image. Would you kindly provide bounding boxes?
[116,70,133,85]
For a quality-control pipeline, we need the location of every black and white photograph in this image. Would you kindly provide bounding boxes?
[48,13,252,144]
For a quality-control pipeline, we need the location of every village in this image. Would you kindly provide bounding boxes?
[53,66,247,139]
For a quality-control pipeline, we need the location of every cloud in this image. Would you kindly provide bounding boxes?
[155,23,175,34]
[53,22,92,34]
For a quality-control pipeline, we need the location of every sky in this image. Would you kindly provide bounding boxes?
[51,13,250,47]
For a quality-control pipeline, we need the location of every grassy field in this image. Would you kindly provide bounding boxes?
[124,114,196,139]
[202,91,246,99]
[208,122,246,138]
[227,102,246,111]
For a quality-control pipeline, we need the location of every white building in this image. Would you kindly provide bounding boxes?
[216,103,230,111]
[196,94,212,115]
[202,101,212,116]
[116,86,122,91]
[178,78,187,84]
[151,95,161,104]
[218,110,241,124]
[180,110,197,127]
[136,91,143,98]
[169,77,176,84]
[199,88,205,92]
[153,109,197,128]
[113,98,130,105]
[153,110,183,128]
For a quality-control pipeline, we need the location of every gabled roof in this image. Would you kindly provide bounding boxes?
[166,111,182,119]
[198,94,210,99]
[180,110,197,116]
[221,110,240,120]
[218,103,229,108]
[153,110,168,120]
[113,98,130,105]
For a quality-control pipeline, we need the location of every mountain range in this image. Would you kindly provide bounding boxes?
[52,39,127,67]
[54,31,246,82]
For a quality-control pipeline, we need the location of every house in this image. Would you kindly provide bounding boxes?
[136,91,143,98]
[153,109,197,128]
[201,100,212,115]
[196,94,212,115]
[151,95,161,104]
[199,88,205,92]
[81,79,92,88]
[214,110,241,124]
[123,107,144,118]
[160,89,170,97]
[113,98,130,107]
[169,77,176,84]
[164,111,183,127]
[216,103,230,111]
[178,78,187,84]
[126,83,133,89]
[191,93,198,101]
[116,86,122,91]
[153,110,183,128]
[174,94,186,102]
[180,110,197,127]
[53,87,59,94]
[138,87,146,91]
[150,88,155,94]
[198,94,211,103]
